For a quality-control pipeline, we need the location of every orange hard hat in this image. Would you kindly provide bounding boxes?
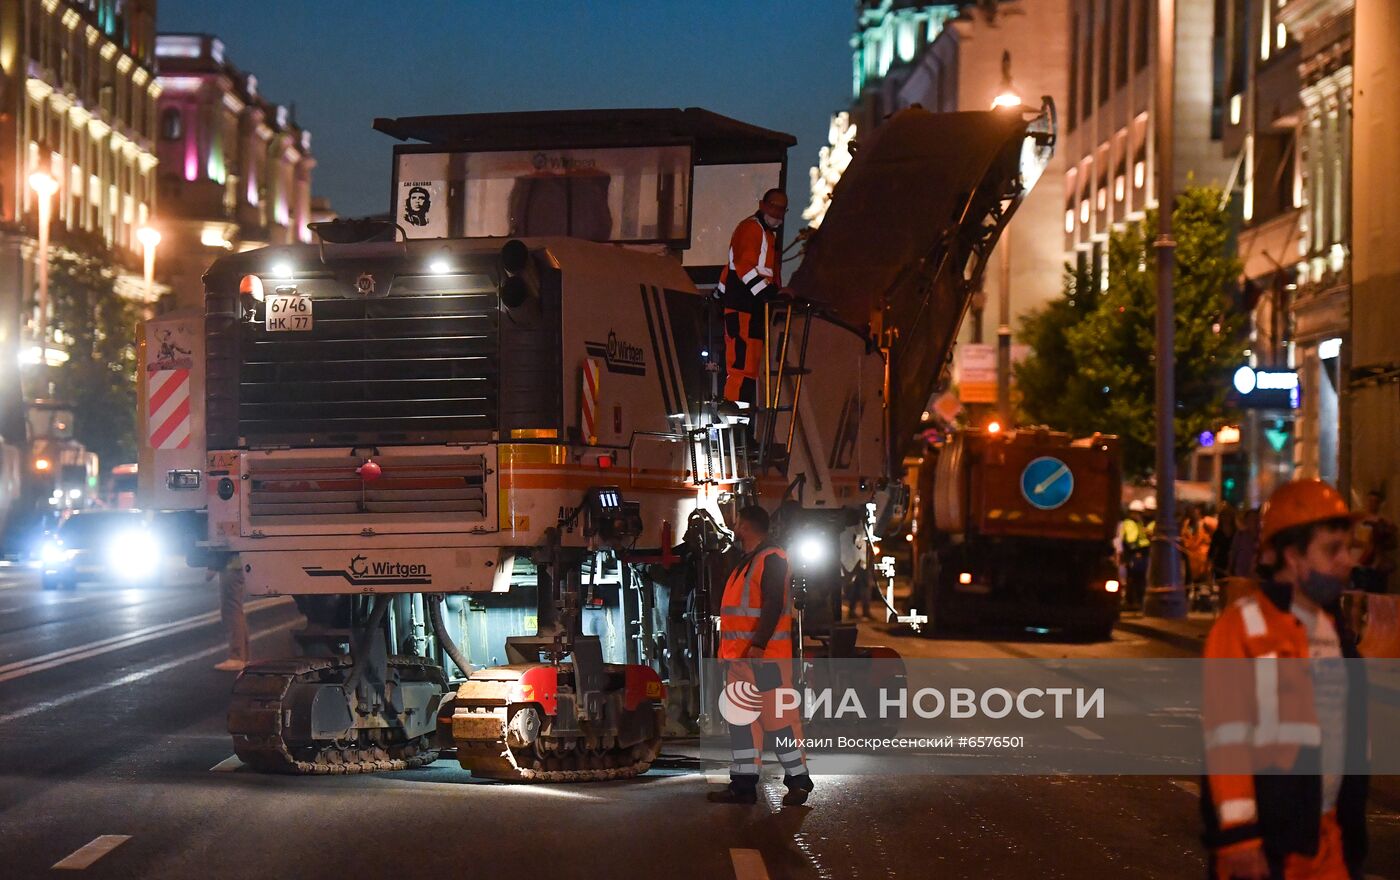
[1259,478,1356,545]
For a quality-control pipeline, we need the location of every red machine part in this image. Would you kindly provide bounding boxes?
[624,664,665,711]
[510,665,559,716]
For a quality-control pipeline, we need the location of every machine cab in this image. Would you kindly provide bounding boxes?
[372,108,795,289]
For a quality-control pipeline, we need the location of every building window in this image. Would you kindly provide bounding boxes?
[1068,13,1080,129]
[1099,1,1112,104]
[1116,0,1129,86]
[1136,0,1150,70]
[160,107,183,141]
[1083,1,1095,119]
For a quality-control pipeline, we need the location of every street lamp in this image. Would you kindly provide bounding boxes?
[991,51,1022,110]
[991,51,1020,426]
[1145,0,1186,618]
[27,170,59,346]
[137,225,162,302]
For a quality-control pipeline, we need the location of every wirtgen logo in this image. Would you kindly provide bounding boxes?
[585,331,647,376]
[718,679,765,726]
[302,555,432,587]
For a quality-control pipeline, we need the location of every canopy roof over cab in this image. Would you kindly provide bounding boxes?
[373,108,794,166]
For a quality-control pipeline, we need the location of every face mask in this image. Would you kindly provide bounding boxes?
[761,212,782,230]
[1299,569,1347,607]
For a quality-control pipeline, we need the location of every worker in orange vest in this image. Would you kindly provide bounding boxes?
[708,504,813,806]
[716,189,788,404]
[1201,479,1369,879]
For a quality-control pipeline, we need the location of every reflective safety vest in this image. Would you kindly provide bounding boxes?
[719,546,793,659]
[717,215,780,313]
[1203,586,1323,835]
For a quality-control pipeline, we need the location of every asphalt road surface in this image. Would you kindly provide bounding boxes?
[0,560,1396,879]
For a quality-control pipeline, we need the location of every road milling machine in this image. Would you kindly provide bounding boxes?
[196,104,1055,779]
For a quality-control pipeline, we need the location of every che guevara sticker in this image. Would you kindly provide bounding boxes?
[396,152,448,239]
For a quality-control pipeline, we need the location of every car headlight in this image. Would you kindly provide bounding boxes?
[107,530,162,579]
[41,540,72,566]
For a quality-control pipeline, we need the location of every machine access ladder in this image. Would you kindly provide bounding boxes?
[755,300,814,474]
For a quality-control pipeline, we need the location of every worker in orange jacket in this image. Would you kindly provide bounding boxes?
[708,504,813,807]
[1201,479,1369,879]
[716,189,788,404]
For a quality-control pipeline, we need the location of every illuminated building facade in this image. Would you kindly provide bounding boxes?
[0,0,161,444]
[153,33,316,310]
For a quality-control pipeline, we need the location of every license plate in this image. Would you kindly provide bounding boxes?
[265,295,313,331]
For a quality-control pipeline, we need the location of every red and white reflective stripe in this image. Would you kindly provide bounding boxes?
[581,357,601,444]
[147,369,191,450]
[1219,798,1257,825]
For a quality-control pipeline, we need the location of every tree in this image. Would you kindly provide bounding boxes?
[1065,184,1245,478]
[1013,259,1101,436]
[43,242,142,469]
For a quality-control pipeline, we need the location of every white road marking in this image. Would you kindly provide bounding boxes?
[950,661,971,671]
[364,777,604,799]
[210,755,244,772]
[730,848,771,880]
[0,597,287,683]
[52,835,131,870]
[1065,725,1103,741]
[0,618,300,726]
[1172,779,1200,796]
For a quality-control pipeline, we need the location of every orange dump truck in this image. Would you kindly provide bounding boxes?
[909,427,1122,640]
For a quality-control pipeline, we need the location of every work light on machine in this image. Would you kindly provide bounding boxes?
[794,533,826,565]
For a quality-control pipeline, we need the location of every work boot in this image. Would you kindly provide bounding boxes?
[707,783,758,805]
[782,773,814,806]
[214,658,246,672]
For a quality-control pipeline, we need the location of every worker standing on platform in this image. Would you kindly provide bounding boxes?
[708,505,813,806]
[1201,479,1369,879]
[716,189,788,404]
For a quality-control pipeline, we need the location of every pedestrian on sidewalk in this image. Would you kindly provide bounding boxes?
[1228,508,1260,579]
[215,555,249,672]
[1210,503,1239,584]
[1182,506,1212,586]
[1351,490,1396,594]
[1201,478,1368,879]
[1121,501,1151,610]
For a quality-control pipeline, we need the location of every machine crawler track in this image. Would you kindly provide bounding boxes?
[229,655,445,775]
[453,679,665,782]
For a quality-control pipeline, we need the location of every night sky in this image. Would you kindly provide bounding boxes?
[159,1,855,225]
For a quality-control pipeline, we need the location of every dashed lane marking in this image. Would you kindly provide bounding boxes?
[1172,779,1200,796]
[210,755,243,772]
[730,848,771,880]
[52,835,131,870]
[0,618,300,726]
[1065,725,1103,741]
[0,597,287,682]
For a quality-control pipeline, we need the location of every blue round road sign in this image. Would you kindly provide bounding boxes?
[1021,456,1074,510]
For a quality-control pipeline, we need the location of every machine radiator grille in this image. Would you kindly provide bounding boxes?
[246,452,488,522]
[238,292,499,446]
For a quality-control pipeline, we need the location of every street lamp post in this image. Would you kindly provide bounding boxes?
[27,171,59,346]
[992,51,1021,427]
[1145,0,1186,618]
[137,226,162,302]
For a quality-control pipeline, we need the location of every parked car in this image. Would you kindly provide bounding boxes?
[41,509,165,590]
